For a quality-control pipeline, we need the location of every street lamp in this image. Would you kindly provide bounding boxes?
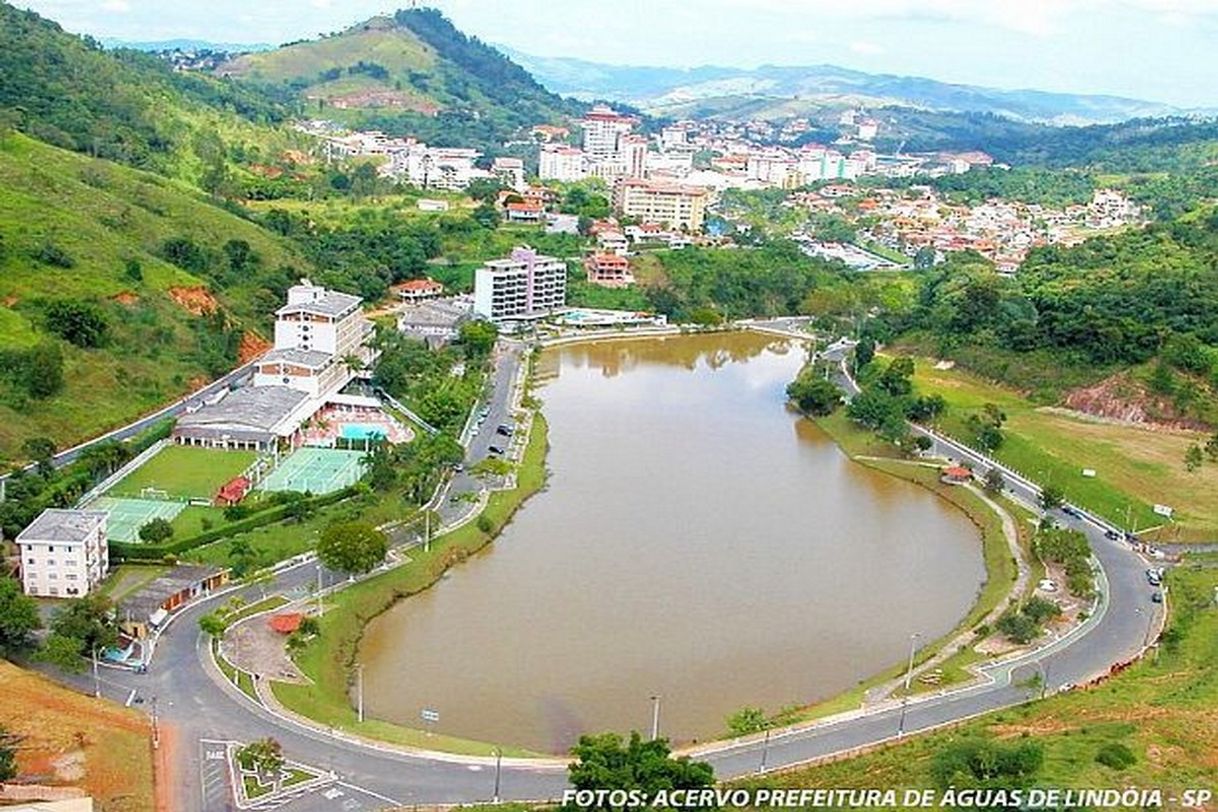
[903,633,920,693]
[356,663,365,723]
[759,728,772,774]
[92,645,101,699]
[316,564,324,616]
[649,695,662,741]
[492,746,502,804]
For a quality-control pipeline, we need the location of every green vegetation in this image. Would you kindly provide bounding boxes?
[0,133,315,462]
[568,732,715,799]
[111,446,256,499]
[0,579,41,658]
[735,566,1218,801]
[316,521,388,575]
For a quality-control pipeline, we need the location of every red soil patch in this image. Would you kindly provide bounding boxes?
[281,149,314,166]
[167,286,219,316]
[1064,372,1208,430]
[2,295,18,307]
[238,330,272,363]
[248,163,285,179]
[112,291,140,306]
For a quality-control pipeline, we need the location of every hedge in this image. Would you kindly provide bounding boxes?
[110,486,359,561]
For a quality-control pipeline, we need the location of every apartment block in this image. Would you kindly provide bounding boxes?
[613,179,710,232]
[473,247,567,322]
[18,509,109,597]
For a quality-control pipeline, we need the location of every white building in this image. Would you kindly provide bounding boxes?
[661,125,689,151]
[539,145,587,182]
[491,156,526,192]
[384,142,484,191]
[579,104,636,158]
[473,247,567,323]
[620,135,648,178]
[18,509,108,597]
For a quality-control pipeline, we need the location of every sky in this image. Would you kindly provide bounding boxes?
[14,0,1218,107]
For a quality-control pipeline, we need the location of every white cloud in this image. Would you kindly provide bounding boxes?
[849,40,885,55]
[100,0,130,12]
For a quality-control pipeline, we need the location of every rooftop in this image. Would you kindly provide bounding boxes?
[119,564,227,620]
[259,348,334,369]
[17,509,107,544]
[276,289,362,319]
[177,386,309,435]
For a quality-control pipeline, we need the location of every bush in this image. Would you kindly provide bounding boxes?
[1095,742,1137,770]
[138,517,174,543]
[34,242,75,268]
[43,299,109,348]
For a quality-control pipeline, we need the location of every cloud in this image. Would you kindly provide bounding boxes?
[849,40,884,55]
[100,0,130,12]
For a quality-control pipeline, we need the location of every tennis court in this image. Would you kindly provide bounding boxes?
[92,497,186,543]
[258,447,366,495]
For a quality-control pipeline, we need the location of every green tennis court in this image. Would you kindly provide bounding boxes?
[92,497,186,543]
[258,447,366,495]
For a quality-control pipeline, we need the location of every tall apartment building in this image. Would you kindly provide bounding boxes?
[620,135,649,178]
[539,145,588,182]
[491,156,526,192]
[613,179,710,232]
[579,105,636,158]
[18,509,109,597]
[473,247,567,322]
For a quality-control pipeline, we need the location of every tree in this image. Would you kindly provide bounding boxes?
[0,726,22,782]
[0,578,42,657]
[237,738,284,775]
[1185,443,1203,472]
[198,613,227,639]
[786,375,842,416]
[316,521,388,576]
[36,633,88,674]
[568,732,714,799]
[931,738,1044,791]
[913,435,934,453]
[49,594,117,654]
[913,245,937,270]
[854,337,876,369]
[877,357,915,397]
[1039,484,1065,511]
[725,707,769,736]
[458,320,498,360]
[43,299,109,348]
[983,468,1005,495]
[21,436,56,475]
[138,517,174,543]
[1207,431,1218,463]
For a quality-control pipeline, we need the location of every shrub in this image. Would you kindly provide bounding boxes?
[1095,742,1137,770]
[138,517,174,543]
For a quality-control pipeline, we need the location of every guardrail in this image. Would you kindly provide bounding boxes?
[75,439,170,508]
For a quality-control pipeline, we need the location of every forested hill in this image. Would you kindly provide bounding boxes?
[0,1,300,181]
[895,210,1218,422]
[218,9,582,149]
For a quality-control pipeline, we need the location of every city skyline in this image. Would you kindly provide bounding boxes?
[11,0,1218,108]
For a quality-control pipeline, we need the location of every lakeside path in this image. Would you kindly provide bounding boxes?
[57,325,1163,810]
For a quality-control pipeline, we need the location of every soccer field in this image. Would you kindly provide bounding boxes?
[110,446,258,501]
[259,447,366,495]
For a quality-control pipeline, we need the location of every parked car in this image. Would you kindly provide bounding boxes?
[1104,529,1121,540]
[488,445,504,456]
[1062,506,1082,519]
[1151,591,1163,604]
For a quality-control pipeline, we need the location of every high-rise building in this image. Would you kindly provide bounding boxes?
[579,104,636,158]
[620,135,649,178]
[473,247,568,322]
[539,145,587,182]
[613,179,710,232]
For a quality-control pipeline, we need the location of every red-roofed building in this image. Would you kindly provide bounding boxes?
[505,201,544,223]
[941,466,972,484]
[215,476,250,507]
[394,278,444,302]
[268,613,304,635]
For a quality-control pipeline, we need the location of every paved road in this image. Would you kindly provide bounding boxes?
[69,332,1159,811]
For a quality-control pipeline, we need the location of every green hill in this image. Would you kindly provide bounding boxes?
[0,132,317,463]
[0,1,313,189]
[219,9,581,149]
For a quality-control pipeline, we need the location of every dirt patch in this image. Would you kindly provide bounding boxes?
[238,330,272,363]
[1063,372,1209,430]
[316,88,441,114]
[168,286,218,316]
[0,660,154,811]
[3,295,19,307]
[988,719,1078,738]
[281,149,314,166]
[112,291,140,306]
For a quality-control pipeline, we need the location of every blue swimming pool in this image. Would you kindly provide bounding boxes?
[341,423,387,441]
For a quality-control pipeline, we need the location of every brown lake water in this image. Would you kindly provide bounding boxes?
[359,333,985,753]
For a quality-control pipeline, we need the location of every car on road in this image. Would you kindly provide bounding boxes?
[1104,529,1121,540]
[488,445,505,456]
[1151,591,1163,604]
[1062,506,1082,519]
[496,424,514,437]
[1147,572,1162,586]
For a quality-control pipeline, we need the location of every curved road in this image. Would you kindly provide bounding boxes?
[79,330,1160,810]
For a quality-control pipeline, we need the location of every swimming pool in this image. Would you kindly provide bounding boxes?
[341,423,387,441]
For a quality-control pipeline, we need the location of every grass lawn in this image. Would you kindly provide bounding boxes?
[110,445,258,500]
[99,564,169,602]
[0,660,155,811]
[272,413,550,758]
[903,356,1218,540]
[734,566,1218,800]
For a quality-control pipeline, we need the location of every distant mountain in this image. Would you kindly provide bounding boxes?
[218,10,580,147]
[502,49,1181,126]
[101,37,273,53]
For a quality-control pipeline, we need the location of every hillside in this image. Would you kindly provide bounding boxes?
[504,50,1182,125]
[0,1,309,186]
[0,132,317,464]
[218,9,580,148]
